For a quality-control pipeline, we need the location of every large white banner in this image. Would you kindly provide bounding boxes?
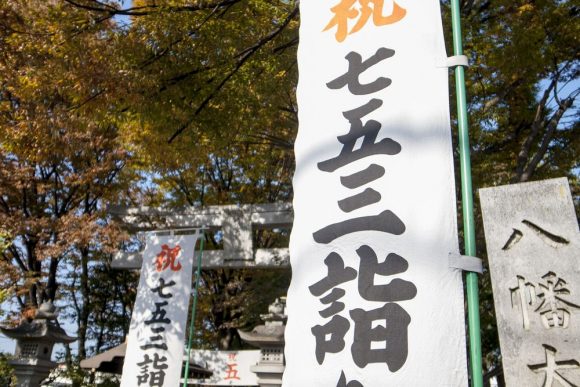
[285,1,468,386]
[121,232,200,387]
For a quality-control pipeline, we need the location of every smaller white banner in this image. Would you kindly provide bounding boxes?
[188,350,260,386]
[121,232,200,387]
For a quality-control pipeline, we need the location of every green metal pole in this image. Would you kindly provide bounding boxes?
[182,232,205,387]
[449,2,483,387]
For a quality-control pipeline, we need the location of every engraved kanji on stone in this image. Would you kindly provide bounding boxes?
[535,272,580,329]
[510,275,537,330]
[502,220,569,250]
[528,344,580,387]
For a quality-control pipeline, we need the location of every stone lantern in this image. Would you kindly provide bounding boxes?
[0,302,76,387]
[238,297,286,387]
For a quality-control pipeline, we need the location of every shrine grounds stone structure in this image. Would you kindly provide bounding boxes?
[110,203,292,269]
[110,203,293,386]
[238,298,286,387]
[0,302,76,387]
[480,177,580,386]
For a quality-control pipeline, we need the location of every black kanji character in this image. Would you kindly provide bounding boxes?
[318,99,401,173]
[145,301,171,325]
[310,253,357,318]
[313,209,405,244]
[310,252,357,296]
[137,354,152,385]
[337,370,364,387]
[149,368,168,387]
[136,353,168,386]
[357,245,417,302]
[327,48,395,95]
[311,314,350,364]
[338,187,381,213]
[150,278,176,299]
[340,164,385,189]
[319,288,347,318]
[350,302,411,371]
[139,333,168,350]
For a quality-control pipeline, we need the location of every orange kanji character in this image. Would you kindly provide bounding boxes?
[324,0,406,42]
[155,244,182,272]
[224,363,241,380]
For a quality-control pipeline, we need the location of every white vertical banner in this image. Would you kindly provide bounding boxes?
[285,1,468,386]
[121,232,200,387]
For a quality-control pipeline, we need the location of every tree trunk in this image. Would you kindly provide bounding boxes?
[77,248,91,360]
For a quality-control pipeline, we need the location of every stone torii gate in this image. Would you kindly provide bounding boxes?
[109,202,292,386]
[110,202,292,269]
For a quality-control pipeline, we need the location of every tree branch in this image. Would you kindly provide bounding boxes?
[512,77,557,181]
[519,95,576,182]
[167,3,299,143]
[64,0,243,17]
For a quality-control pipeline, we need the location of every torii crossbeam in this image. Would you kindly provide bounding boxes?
[109,203,292,269]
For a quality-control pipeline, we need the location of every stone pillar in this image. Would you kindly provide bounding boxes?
[479,178,580,386]
[9,358,56,387]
